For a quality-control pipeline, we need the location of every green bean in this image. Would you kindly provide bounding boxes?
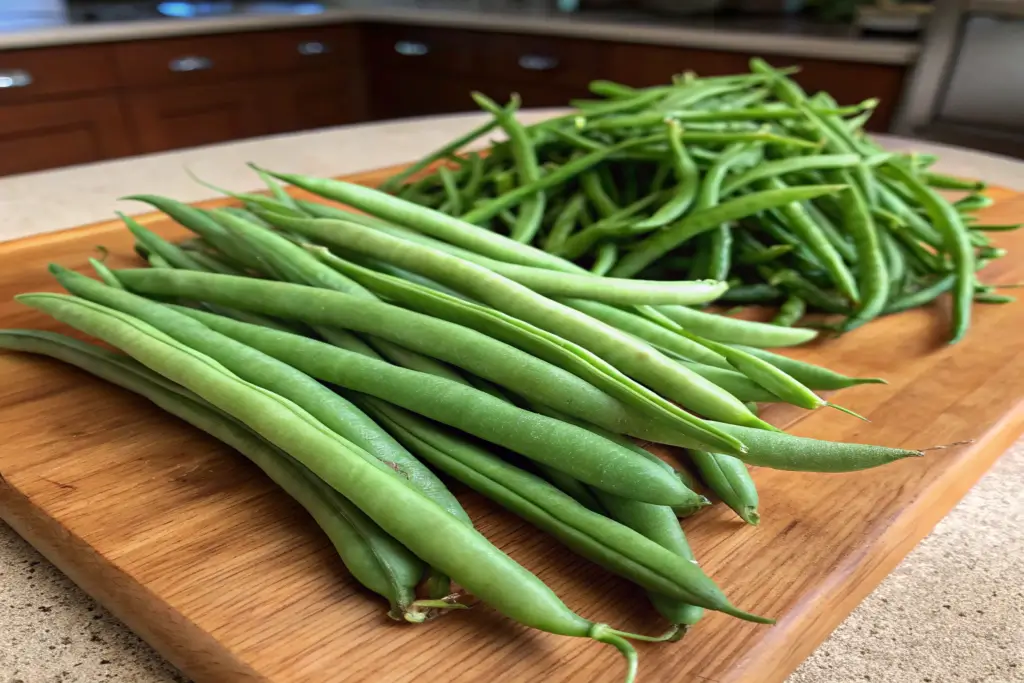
[592,490,704,628]
[248,211,769,439]
[707,225,733,282]
[552,191,670,260]
[20,294,696,678]
[884,162,975,343]
[975,292,1015,304]
[767,177,860,303]
[688,451,760,525]
[0,329,428,621]
[923,172,986,192]
[767,268,852,315]
[114,266,691,449]
[543,193,586,253]
[581,169,620,218]
[719,283,783,304]
[587,80,647,99]
[721,154,861,196]
[880,229,908,295]
[653,304,819,347]
[437,165,463,216]
[473,93,546,244]
[772,295,806,327]
[730,345,885,390]
[378,109,510,193]
[259,154,630,273]
[970,223,1022,232]
[590,243,618,276]
[366,401,760,634]
[883,275,957,314]
[619,121,697,231]
[120,213,205,271]
[178,248,246,276]
[315,254,743,448]
[88,258,125,289]
[347,218,728,306]
[830,171,889,331]
[147,252,172,268]
[954,193,994,212]
[804,201,857,262]
[736,242,794,265]
[876,181,945,249]
[708,422,921,472]
[53,264,469,520]
[677,361,778,403]
[611,184,847,278]
[123,195,268,273]
[561,299,731,369]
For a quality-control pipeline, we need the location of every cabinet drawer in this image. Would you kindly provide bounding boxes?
[0,44,118,103]
[364,24,480,75]
[113,34,262,88]
[0,95,133,176]
[123,81,268,153]
[483,34,608,90]
[259,25,361,73]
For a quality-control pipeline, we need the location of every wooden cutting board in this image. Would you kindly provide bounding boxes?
[1,166,1022,683]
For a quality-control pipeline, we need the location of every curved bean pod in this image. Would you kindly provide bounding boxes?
[0,329,426,621]
[18,294,683,678]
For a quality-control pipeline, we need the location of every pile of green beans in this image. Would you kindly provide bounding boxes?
[4,62,972,683]
[368,60,1013,343]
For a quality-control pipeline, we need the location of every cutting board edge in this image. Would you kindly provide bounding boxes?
[0,476,268,683]
[723,393,1024,683]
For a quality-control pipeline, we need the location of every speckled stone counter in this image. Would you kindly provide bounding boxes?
[1,111,1022,683]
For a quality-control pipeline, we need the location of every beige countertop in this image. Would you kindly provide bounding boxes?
[1,112,1022,683]
[0,0,919,64]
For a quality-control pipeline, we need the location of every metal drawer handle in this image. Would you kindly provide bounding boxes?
[0,69,32,88]
[518,54,559,71]
[169,55,213,72]
[298,41,330,56]
[394,40,429,57]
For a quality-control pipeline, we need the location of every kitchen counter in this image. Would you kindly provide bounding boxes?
[0,0,919,64]
[1,112,1022,683]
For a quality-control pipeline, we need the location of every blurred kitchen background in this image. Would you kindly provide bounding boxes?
[0,0,1021,177]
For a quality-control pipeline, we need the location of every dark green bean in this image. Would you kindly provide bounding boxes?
[611,184,847,278]
[772,295,806,327]
[884,162,975,343]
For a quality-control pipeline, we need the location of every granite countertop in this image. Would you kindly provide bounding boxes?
[0,0,919,64]
[1,112,1022,683]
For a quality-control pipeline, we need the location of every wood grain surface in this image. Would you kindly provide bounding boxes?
[1,168,1021,683]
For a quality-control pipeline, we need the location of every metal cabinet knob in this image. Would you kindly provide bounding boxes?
[298,41,330,56]
[394,40,430,57]
[0,69,32,88]
[518,54,559,71]
[169,56,214,72]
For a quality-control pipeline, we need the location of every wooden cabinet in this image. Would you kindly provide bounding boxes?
[0,19,910,176]
[266,70,365,134]
[0,96,132,176]
[607,43,906,131]
[0,44,119,104]
[364,25,606,120]
[122,81,268,153]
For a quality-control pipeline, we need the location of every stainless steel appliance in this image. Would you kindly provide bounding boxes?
[896,0,1024,158]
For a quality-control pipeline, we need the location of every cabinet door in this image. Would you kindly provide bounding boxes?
[123,82,268,154]
[0,95,133,177]
[266,70,365,134]
[369,70,481,121]
[0,44,119,105]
